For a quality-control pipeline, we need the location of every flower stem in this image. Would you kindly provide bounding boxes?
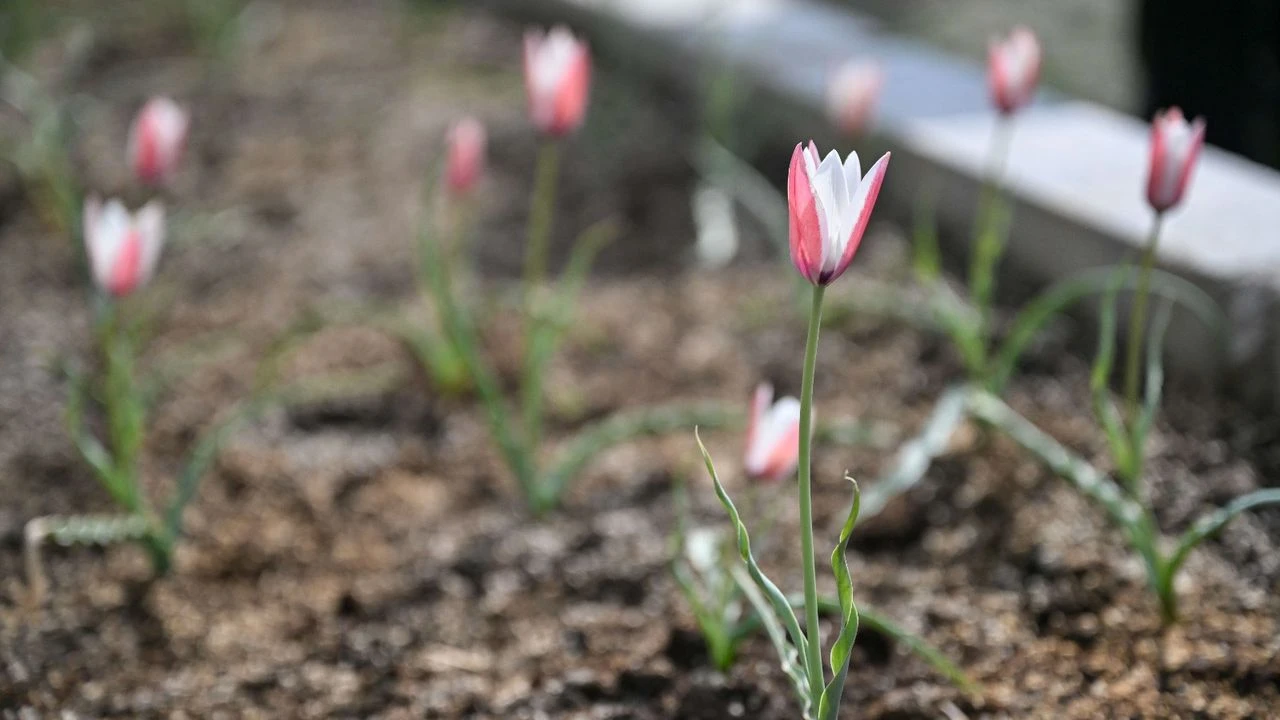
[522,141,561,455]
[968,116,1014,363]
[798,284,826,700]
[1124,212,1165,426]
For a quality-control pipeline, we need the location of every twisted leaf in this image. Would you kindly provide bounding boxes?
[24,513,150,602]
[860,384,971,520]
[730,564,814,719]
[816,477,861,720]
[695,430,811,676]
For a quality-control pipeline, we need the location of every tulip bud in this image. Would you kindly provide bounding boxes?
[128,97,190,186]
[988,27,1040,116]
[445,117,487,197]
[83,196,165,298]
[826,61,882,136]
[787,141,890,286]
[523,26,591,137]
[1146,108,1206,213]
[744,384,801,483]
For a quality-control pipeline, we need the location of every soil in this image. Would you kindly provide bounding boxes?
[2,2,1279,719]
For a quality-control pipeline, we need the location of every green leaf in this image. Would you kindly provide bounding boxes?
[911,181,942,284]
[522,219,617,461]
[816,477,861,720]
[164,398,268,540]
[966,390,1143,531]
[1090,268,1137,480]
[729,564,813,719]
[856,608,977,693]
[1165,489,1280,584]
[988,265,1223,393]
[1133,299,1175,457]
[860,384,971,520]
[695,430,811,682]
[416,166,535,498]
[536,404,735,513]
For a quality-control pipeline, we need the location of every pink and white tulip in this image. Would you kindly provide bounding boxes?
[826,61,882,136]
[988,27,1040,116]
[1146,108,1206,213]
[744,384,801,483]
[445,117,487,197]
[83,197,165,298]
[128,97,190,186]
[787,141,890,285]
[523,26,591,137]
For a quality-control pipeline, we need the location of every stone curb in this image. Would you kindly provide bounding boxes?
[482,0,1280,408]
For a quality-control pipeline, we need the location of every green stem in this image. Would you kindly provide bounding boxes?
[1124,213,1165,426]
[522,142,561,456]
[968,116,1014,359]
[798,284,826,700]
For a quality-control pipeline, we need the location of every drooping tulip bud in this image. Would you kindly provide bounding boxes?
[128,97,190,186]
[1146,108,1206,213]
[787,141,890,286]
[988,27,1041,116]
[523,26,591,137]
[826,60,882,136]
[445,117,487,197]
[744,384,801,483]
[83,196,165,298]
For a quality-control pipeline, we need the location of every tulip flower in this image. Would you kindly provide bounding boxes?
[445,117,487,197]
[988,27,1040,116]
[744,384,801,483]
[83,197,165,298]
[128,97,190,186]
[1146,108,1206,213]
[523,26,591,137]
[787,141,890,286]
[826,61,882,136]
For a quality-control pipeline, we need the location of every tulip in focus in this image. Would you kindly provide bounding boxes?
[523,26,591,137]
[1146,108,1206,213]
[83,197,165,298]
[744,384,801,483]
[988,27,1041,116]
[787,141,890,285]
[826,61,882,136]
[128,97,190,186]
[445,117,487,197]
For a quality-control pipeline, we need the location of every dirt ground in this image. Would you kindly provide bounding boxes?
[2,2,1278,718]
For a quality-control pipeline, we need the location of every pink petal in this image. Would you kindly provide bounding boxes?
[787,143,824,284]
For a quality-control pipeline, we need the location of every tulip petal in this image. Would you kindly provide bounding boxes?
[788,143,824,284]
[135,201,166,288]
[824,151,889,284]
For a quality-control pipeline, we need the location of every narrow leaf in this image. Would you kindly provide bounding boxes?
[522,219,616,460]
[966,390,1143,530]
[536,403,734,511]
[695,430,811,677]
[989,265,1223,392]
[729,564,813,719]
[816,477,861,720]
[1134,299,1175,453]
[1166,489,1280,581]
[860,384,971,520]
